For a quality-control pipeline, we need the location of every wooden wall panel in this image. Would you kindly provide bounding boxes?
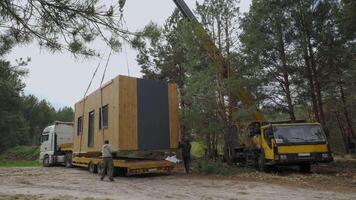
[73,78,119,154]
[168,83,180,148]
[118,76,138,150]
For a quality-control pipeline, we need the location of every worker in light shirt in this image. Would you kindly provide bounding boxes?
[101,140,114,181]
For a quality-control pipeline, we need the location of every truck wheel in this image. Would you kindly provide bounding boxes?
[43,155,51,167]
[89,162,97,173]
[299,163,311,173]
[97,163,103,174]
[65,153,73,168]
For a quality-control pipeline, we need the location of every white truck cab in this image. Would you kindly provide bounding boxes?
[39,121,74,167]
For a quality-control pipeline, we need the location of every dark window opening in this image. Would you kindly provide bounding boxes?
[88,111,95,147]
[41,134,49,143]
[99,105,108,130]
[77,116,83,136]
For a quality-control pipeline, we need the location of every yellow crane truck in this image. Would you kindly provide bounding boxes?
[236,120,333,172]
[174,0,333,172]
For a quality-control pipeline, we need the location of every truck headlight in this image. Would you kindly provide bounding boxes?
[322,153,328,159]
[280,155,287,160]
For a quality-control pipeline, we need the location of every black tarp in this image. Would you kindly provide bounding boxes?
[137,79,170,150]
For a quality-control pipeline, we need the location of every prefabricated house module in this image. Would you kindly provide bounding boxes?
[73,75,180,155]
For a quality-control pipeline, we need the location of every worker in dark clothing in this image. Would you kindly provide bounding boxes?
[101,140,114,181]
[179,138,191,174]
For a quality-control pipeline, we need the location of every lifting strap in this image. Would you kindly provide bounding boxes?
[99,50,113,145]
[120,14,131,76]
[78,48,108,155]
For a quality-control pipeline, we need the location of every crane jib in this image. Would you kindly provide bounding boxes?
[172,0,197,21]
[171,0,266,122]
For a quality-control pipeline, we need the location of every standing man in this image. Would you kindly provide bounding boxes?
[101,140,114,181]
[179,138,191,174]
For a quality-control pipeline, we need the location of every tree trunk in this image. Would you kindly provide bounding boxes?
[205,131,212,159]
[334,111,349,153]
[307,35,326,127]
[338,77,355,152]
[276,20,295,121]
[300,34,319,122]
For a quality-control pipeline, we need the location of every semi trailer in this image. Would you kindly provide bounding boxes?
[39,121,175,176]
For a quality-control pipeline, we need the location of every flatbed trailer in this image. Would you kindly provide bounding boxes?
[72,156,174,176]
[40,123,175,176]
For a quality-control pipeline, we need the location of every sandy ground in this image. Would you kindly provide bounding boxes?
[0,166,355,200]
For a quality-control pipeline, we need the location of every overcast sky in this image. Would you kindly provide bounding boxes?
[8,0,251,109]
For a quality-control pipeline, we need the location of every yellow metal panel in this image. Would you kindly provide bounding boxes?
[168,83,180,148]
[278,144,328,154]
[118,76,138,150]
[261,130,274,160]
[113,160,173,169]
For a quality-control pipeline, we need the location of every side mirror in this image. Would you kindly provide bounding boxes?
[264,126,273,139]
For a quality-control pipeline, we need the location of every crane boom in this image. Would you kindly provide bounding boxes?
[172,0,266,122]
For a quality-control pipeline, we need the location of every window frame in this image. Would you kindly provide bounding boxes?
[41,134,49,143]
[88,110,95,147]
[99,104,109,130]
[77,116,83,136]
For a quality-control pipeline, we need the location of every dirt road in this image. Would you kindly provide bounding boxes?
[0,167,355,200]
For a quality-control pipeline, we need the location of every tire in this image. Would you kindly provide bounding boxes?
[299,163,311,173]
[97,163,103,174]
[89,162,98,173]
[64,153,73,168]
[43,155,51,167]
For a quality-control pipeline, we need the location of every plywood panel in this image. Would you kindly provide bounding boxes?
[118,76,138,150]
[168,83,180,148]
[73,77,119,154]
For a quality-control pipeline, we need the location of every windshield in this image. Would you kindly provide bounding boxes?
[273,124,326,144]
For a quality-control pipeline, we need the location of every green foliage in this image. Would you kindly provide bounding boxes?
[191,142,205,158]
[56,107,75,122]
[0,0,130,55]
[0,60,29,152]
[0,146,39,161]
[0,59,74,152]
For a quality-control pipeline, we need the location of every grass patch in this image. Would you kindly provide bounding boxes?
[0,160,40,167]
[195,160,233,176]
[0,146,40,167]
[0,146,40,161]
[194,159,256,176]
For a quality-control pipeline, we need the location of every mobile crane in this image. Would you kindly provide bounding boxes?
[39,0,333,174]
[172,0,333,172]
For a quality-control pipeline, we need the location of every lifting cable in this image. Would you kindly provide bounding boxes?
[120,14,131,76]
[99,49,113,145]
[78,48,108,155]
